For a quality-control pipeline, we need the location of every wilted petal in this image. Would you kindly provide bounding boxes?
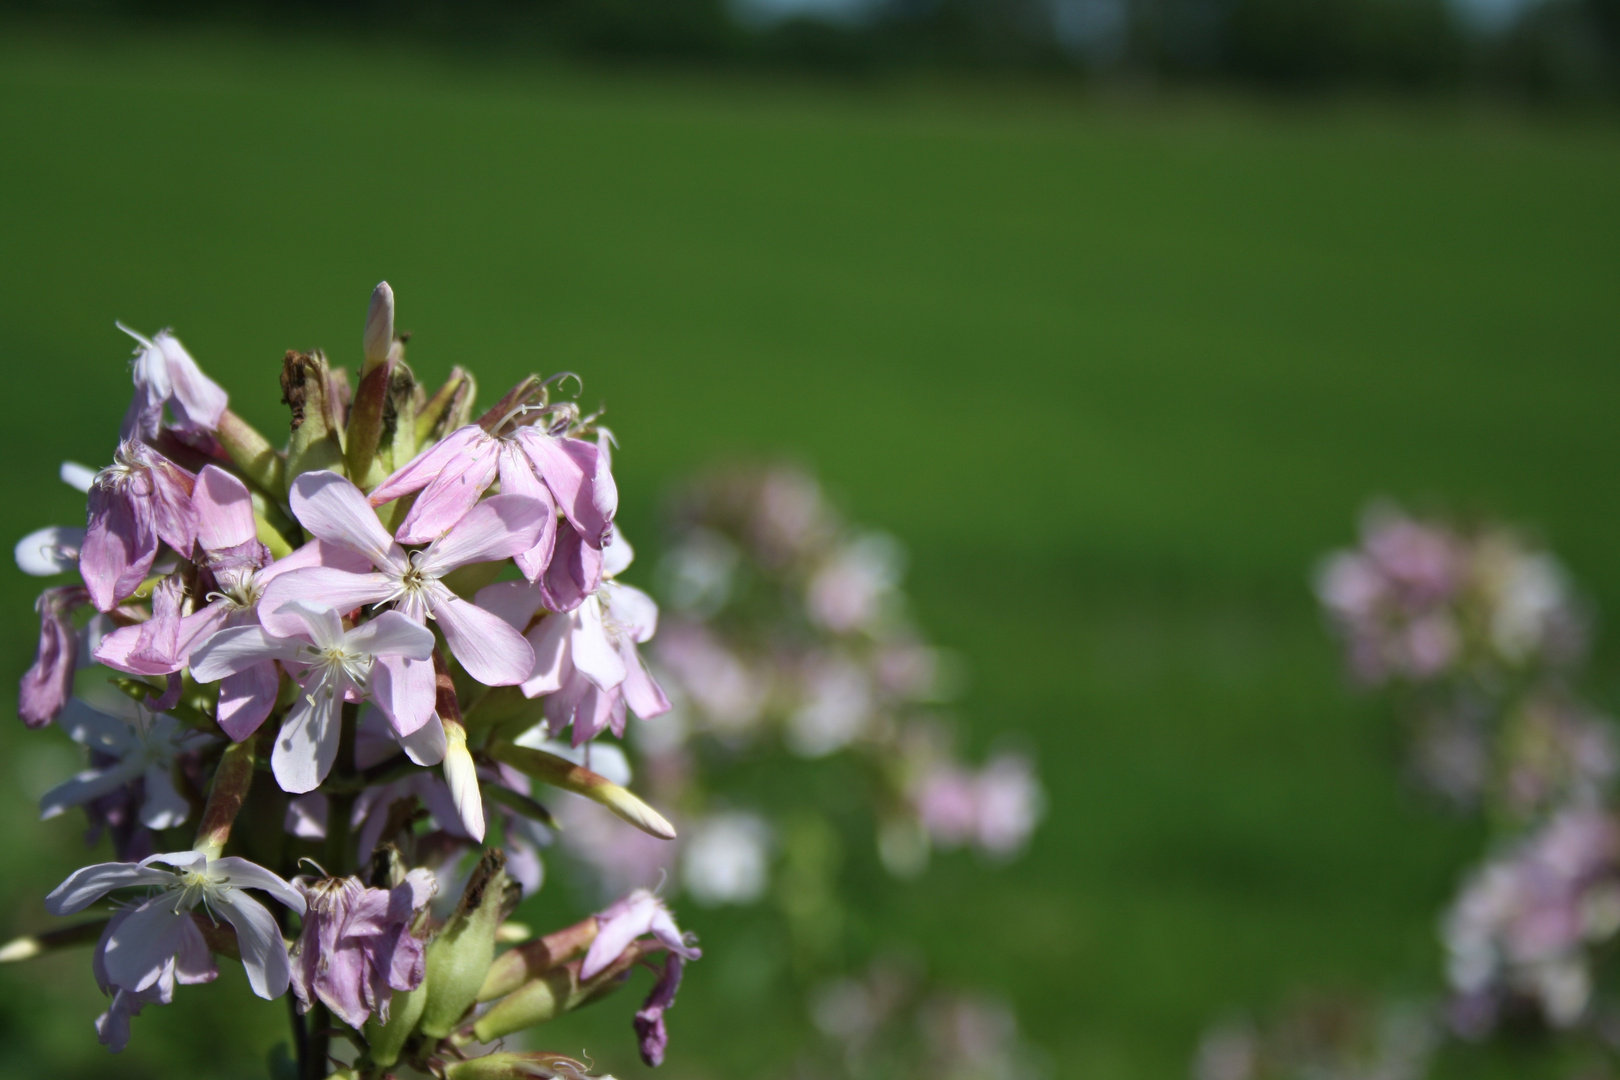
[145,453,198,556]
[157,331,228,434]
[580,892,658,980]
[214,890,292,999]
[82,484,158,612]
[289,471,407,572]
[20,587,85,727]
[435,593,535,687]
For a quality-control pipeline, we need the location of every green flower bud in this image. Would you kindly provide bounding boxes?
[365,980,426,1069]
[281,350,347,488]
[444,1051,609,1079]
[418,850,517,1039]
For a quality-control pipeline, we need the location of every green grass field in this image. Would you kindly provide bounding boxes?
[1,28,1618,1078]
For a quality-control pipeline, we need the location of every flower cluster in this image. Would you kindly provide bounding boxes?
[6,285,699,1077]
[637,463,1043,887]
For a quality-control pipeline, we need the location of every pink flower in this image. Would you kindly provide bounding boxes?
[95,466,370,739]
[366,419,615,580]
[80,440,197,612]
[191,602,437,792]
[259,472,545,722]
[580,888,701,980]
[480,536,669,746]
[117,325,227,442]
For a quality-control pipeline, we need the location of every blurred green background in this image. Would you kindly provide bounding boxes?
[1,24,1619,1079]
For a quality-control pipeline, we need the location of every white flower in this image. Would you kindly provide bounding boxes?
[46,850,305,1000]
[40,698,213,830]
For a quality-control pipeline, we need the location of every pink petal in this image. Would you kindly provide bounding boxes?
[520,612,571,698]
[498,442,558,582]
[618,639,671,721]
[258,568,396,637]
[538,520,603,614]
[571,601,627,691]
[191,625,305,682]
[217,662,281,741]
[146,452,199,556]
[346,611,437,660]
[372,654,437,741]
[514,430,615,545]
[158,332,228,433]
[434,594,535,686]
[289,472,406,572]
[193,466,257,552]
[255,539,375,587]
[393,434,502,545]
[368,426,487,507]
[415,495,549,577]
[473,580,544,633]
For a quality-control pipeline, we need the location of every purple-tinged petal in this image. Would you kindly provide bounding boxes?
[210,857,305,913]
[255,538,375,586]
[415,494,549,578]
[40,760,143,821]
[619,639,671,721]
[45,860,176,915]
[82,483,158,613]
[144,451,198,556]
[580,892,658,980]
[634,954,685,1067]
[537,520,603,614]
[289,471,407,572]
[174,915,218,985]
[213,890,291,999]
[217,663,282,742]
[193,466,257,552]
[95,576,187,676]
[139,762,189,829]
[259,568,396,637]
[434,594,535,687]
[572,601,628,691]
[20,586,86,727]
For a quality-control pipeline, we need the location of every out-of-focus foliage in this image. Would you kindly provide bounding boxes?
[2,0,1620,97]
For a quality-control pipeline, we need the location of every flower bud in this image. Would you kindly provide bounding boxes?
[444,1052,609,1080]
[345,357,417,491]
[363,281,394,375]
[416,366,477,445]
[365,981,426,1069]
[477,916,598,1003]
[418,850,516,1039]
[487,742,676,840]
[280,350,347,486]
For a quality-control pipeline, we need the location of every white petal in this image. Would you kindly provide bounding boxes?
[603,533,634,578]
[139,763,189,830]
[271,675,343,794]
[435,594,535,687]
[190,625,304,682]
[400,714,448,766]
[58,698,136,754]
[15,525,85,576]
[288,471,407,572]
[210,857,305,914]
[102,897,189,992]
[46,862,176,916]
[571,598,627,690]
[40,761,143,820]
[415,494,549,577]
[213,890,291,999]
[272,601,347,652]
[344,610,436,660]
[60,461,96,493]
[605,582,660,643]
